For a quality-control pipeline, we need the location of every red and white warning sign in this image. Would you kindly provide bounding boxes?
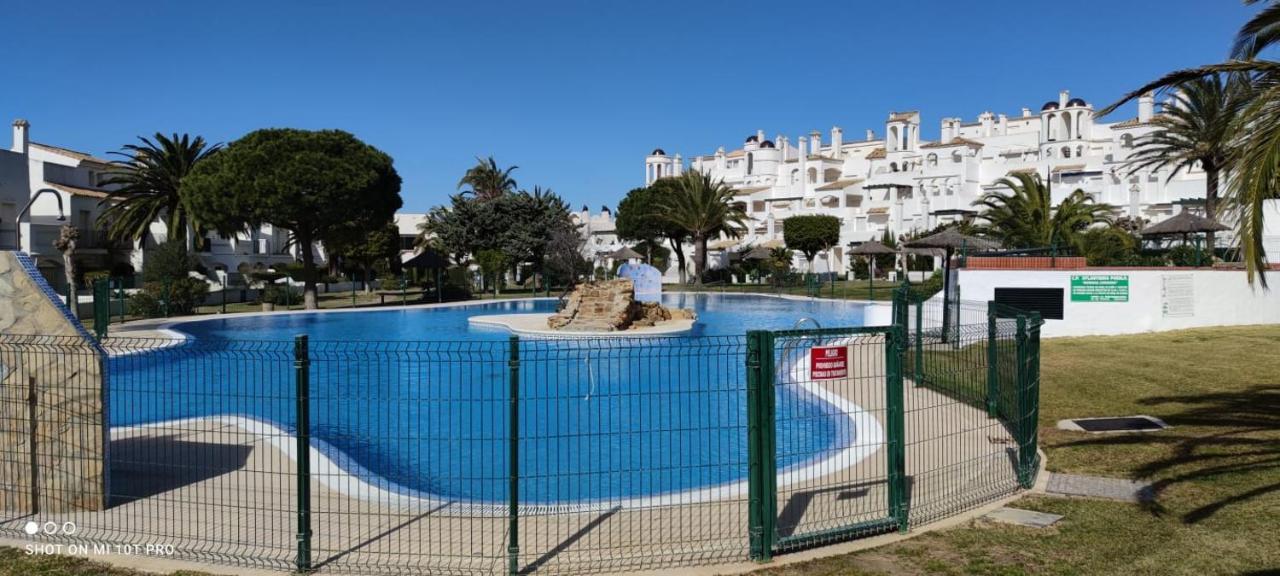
[810,346,848,380]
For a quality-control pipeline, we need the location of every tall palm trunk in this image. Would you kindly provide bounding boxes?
[1204,161,1219,254]
[693,233,708,286]
[55,225,80,319]
[668,237,688,284]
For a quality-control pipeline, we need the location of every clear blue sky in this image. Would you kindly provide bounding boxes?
[0,1,1257,212]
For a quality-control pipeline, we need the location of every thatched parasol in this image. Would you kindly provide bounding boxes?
[849,240,899,297]
[608,246,644,261]
[1140,211,1230,237]
[743,245,773,261]
[903,229,1000,343]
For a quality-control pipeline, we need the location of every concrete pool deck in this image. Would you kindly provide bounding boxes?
[0,335,1029,575]
[468,312,695,337]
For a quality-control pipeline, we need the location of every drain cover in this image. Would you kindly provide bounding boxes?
[1058,415,1167,433]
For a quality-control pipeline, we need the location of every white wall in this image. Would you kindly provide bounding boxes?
[957,268,1280,338]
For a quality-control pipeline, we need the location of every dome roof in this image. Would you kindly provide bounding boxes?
[1066,97,1088,107]
[1041,101,1060,111]
[760,140,775,148]
[744,135,759,143]
[651,148,666,156]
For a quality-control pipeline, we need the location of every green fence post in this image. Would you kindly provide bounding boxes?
[507,334,521,576]
[986,301,999,418]
[886,324,908,533]
[161,279,170,318]
[914,294,923,385]
[746,330,770,561]
[221,276,227,314]
[1014,314,1035,489]
[293,335,313,573]
[351,272,357,308]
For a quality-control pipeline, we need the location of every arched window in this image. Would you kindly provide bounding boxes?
[746,153,753,175]
[1061,111,1073,140]
[1121,133,1134,148]
[926,153,938,167]
[1046,113,1057,141]
[807,167,817,183]
[1062,146,1071,159]
[889,162,899,172]
[888,126,900,151]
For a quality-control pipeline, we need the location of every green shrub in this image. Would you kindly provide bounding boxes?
[259,284,302,306]
[910,270,945,300]
[1077,227,1137,266]
[1166,244,1205,267]
[143,242,200,284]
[128,278,209,317]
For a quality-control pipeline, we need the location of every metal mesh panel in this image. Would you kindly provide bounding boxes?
[0,299,1042,575]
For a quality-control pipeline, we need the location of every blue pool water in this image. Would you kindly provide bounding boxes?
[109,294,867,504]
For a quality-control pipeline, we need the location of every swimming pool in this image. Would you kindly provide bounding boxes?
[109,293,870,505]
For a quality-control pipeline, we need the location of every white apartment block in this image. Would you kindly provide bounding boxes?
[2,119,320,288]
[645,90,1212,275]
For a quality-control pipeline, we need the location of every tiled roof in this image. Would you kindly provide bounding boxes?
[1050,164,1088,173]
[31,142,113,165]
[888,111,919,122]
[815,178,864,191]
[866,207,890,215]
[726,149,746,158]
[920,137,984,149]
[1007,167,1039,175]
[46,182,110,199]
[732,185,771,195]
[1111,116,1162,129]
[865,148,887,160]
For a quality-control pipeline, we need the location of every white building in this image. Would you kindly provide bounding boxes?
[572,204,623,271]
[3,119,323,289]
[647,90,1214,274]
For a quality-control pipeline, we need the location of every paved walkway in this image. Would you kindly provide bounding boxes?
[1045,473,1154,503]
[1,335,1026,575]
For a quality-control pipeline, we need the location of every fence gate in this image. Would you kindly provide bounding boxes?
[746,324,906,561]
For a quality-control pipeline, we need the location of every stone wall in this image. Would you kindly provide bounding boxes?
[0,251,106,513]
[548,279,694,332]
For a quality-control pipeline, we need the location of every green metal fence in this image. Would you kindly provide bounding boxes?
[0,295,1041,575]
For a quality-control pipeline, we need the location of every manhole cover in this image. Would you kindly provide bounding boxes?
[1058,415,1167,433]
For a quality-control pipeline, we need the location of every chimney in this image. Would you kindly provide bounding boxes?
[1021,107,1031,118]
[809,130,821,156]
[673,154,682,177]
[864,129,873,141]
[1138,91,1154,122]
[780,136,791,159]
[11,119,29,154]
[997,113,1008,135]
[980,112,994,137]
[830,126,843,159]
[1059,89,1070,108]
[756,129,765,143]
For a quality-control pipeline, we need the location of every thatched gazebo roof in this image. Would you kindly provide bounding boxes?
[849,240,897,255]
[1140,211,1230,236]
[743,245,774,260]
[608,246,644,260]
[401,248,449,269]
[903,228,1001,251]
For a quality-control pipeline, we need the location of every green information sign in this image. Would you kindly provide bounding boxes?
[1070,275,1129,302]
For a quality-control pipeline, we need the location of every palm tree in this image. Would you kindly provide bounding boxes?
[657,170,748,285]
[972,173,1115,249]
[768,246,793,286]
[1098,0,1279,284]
[458,156,518,201]
[98,133,221,246]
[54,224,80,319]
[1121,75,1249,252]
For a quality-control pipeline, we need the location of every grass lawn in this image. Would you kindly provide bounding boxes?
[748,324,1280,576]
[3,326,1276,575]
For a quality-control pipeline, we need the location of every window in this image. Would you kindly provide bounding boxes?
[747,153,753,175]
[1062,146,1071,158]
[1121,133,1134,148]
[926,153,938,167]
[807,167,817,183]
[889,162,899,172]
